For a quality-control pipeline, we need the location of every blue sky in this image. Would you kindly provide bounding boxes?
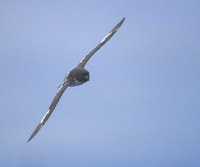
[1,0,200,167]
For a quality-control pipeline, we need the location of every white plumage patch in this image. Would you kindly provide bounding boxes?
[41,109,50,124]
[101,32,112,43]
[69,79,84,87]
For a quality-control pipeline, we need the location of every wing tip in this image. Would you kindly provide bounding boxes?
[27,123,43,143]
[112,17,125,32]
[119,17,125,28]
[27,137,32,143]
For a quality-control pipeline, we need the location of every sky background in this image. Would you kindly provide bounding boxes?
[1,0,200,167]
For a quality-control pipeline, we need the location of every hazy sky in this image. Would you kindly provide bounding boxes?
[1,0,200,167]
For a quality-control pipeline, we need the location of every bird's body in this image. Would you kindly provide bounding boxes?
[27,17,125,142]
[66,67,89,87]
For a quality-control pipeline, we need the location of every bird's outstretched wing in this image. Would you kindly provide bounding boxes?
[27,81,71,142]
[77,17,125,68]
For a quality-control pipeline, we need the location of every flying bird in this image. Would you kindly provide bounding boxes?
[27,17,125,142]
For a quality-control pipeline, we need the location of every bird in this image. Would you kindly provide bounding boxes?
[27,17,125,142]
